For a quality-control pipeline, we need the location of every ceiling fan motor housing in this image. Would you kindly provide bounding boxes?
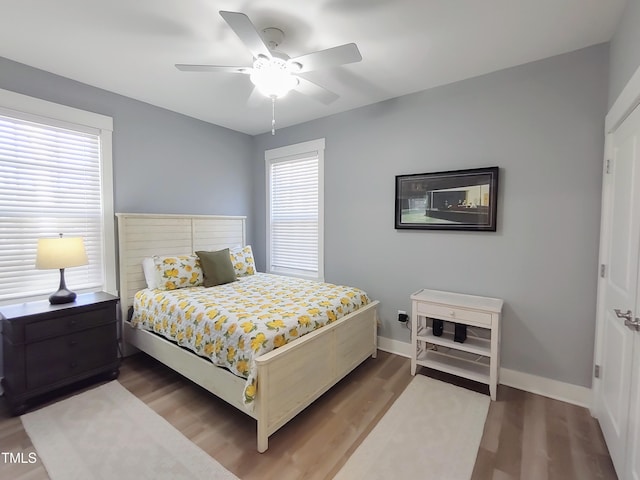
[261,27,285,50]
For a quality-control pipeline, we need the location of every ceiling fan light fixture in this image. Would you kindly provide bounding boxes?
[250,56,299,98]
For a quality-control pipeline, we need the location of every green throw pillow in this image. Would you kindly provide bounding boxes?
[195,249,237,287]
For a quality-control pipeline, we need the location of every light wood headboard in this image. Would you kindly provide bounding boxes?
[116,213,246,317]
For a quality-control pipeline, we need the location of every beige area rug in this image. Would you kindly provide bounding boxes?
[334,375,490,480]
[21,381,238,480]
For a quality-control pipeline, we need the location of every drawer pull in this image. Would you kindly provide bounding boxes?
[69,320,77,327]
[69,361,78,369]
[450,310,456,318]
[69,340,78,347]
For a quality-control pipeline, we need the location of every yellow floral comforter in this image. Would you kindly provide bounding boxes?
[131,273,370,408]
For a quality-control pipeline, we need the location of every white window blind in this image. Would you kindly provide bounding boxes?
[0,114,104,303]
[266,139,324,280]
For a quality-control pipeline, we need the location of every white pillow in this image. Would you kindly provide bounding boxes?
[142,257,158,289]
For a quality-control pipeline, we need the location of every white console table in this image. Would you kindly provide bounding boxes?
[410,289,503,400]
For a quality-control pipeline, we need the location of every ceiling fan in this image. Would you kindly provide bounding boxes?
[175,10,362,133]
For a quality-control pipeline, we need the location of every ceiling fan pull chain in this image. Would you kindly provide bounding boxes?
[271,96,276,135]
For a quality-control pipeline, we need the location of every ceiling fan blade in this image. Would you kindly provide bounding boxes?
[295,77,339,105]
[175,64,251,74]
[291,43,362,73]
[219,11,271,59]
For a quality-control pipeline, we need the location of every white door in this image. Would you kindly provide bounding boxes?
[628,340,640,480]
[595,102,640,479]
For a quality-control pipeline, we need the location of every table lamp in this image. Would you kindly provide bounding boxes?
[35,234,88,304]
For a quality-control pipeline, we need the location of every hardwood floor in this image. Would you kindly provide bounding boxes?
[470,381,617,480]
[0,351,617,480]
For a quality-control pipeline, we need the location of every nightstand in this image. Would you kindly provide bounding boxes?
[410,289,503,400]
[1,292,120,415]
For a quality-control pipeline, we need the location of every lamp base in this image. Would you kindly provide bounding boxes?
[49,289,77,305]
[49,267,77,304]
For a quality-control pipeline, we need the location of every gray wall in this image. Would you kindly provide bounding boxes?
[0,57,254,222]
[252,45,608,388]
[608,0,640,107]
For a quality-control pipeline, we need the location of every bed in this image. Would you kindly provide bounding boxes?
[116,213,379,452]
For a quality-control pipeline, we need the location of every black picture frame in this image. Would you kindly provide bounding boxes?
[395,166,499,231]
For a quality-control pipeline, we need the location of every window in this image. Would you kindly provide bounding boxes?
[266,138,324,281]
[0,88,115,304]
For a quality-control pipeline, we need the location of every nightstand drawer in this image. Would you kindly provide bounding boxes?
[416,302,492,326]
[25,307,114,342]
[25,323,117,390]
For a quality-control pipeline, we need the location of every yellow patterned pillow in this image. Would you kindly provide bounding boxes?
[153,254,204,290]
[229,245,256,277]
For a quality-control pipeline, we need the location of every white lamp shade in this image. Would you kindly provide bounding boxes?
[36,237,88,270]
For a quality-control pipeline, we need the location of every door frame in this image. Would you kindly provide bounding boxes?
[593,63,640,413]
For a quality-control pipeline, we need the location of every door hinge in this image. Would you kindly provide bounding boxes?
[600,264,606,278]
[605,159,612,174]
[594,364,601,378]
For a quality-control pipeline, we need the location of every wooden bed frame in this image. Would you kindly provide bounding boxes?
[116,213,378,452]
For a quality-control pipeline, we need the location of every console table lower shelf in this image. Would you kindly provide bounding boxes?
[415,344,491,385]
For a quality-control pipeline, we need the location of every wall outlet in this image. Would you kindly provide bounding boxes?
[397,310,409,322]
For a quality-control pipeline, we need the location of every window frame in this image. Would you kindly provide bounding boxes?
[265,138,325,281]
[0,88,116,305]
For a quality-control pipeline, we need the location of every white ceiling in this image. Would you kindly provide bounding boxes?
[0,0,627,136]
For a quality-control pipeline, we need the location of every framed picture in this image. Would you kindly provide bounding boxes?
[395,166,499,231]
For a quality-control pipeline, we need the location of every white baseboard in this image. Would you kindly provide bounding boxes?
[376,336,592,409]
[377,336,412,357]
[499,368,592,409]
